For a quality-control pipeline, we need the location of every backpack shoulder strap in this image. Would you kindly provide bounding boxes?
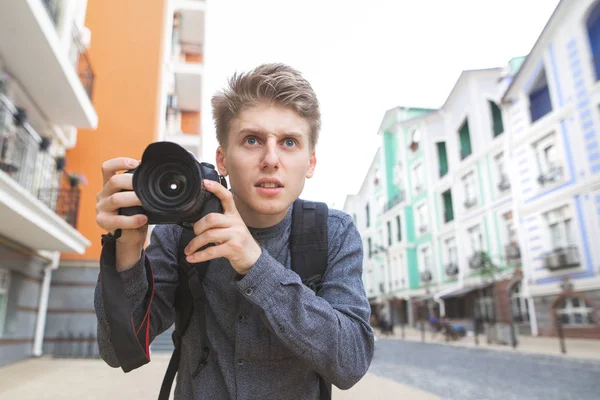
[159,226,210,400]
[290,198,329,293]
[290,199,332,400]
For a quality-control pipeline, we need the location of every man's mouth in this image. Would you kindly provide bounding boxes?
[257,182,282,188]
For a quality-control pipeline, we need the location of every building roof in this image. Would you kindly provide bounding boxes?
[502,0,566,103]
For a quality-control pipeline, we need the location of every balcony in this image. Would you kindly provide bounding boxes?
[537,165,563,186]
[445,263,459,277]
[420,270,433,284]
[468,251,487,269]
[0,96,88,253]
[169,2,205,112]
[464,197,477,209]
[505,242,521,262]
[383,191,405,212]
[543,246,580,271]
[497,174,511,192]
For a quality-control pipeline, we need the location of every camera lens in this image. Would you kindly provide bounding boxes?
[158,171,187,199]
[143,161,198,210]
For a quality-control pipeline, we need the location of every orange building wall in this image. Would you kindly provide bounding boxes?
[62,0,167,262]
[181,111,200,134]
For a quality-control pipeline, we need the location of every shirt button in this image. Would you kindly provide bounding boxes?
[238,314,246,323]
[237,359,244,366]
[245,287,254,296]
[278,324,285,333]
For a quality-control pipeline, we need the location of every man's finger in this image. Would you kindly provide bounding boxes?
[101,158,139,186]
[186,242,224,264]
[192,212,230,236]
[185,228,231,257]
[203,179,236,214]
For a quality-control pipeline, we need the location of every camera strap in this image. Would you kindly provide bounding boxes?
[99,229,155,372]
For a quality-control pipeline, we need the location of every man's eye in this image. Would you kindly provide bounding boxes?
[284,139,296,147]
[246,137,257,145]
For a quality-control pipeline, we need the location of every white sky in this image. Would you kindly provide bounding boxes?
[200,0,560,209]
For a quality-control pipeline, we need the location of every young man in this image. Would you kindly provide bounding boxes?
[94,63,374,399]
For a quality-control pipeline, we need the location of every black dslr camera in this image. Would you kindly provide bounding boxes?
[119,141,227,225]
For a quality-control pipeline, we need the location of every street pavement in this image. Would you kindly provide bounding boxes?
[2,336,600,399]
[372,336,600,400]
[0,354,438,400]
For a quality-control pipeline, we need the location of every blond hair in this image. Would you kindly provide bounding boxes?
[211,63,321,149]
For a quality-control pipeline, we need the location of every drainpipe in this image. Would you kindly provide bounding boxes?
[33,250,61,357]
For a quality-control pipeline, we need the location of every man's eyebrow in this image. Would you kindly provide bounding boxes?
[236,129,305,139]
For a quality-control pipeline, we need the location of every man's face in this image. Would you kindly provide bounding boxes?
[216,102,316,227]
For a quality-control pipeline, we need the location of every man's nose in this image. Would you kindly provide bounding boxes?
[260,140,280,170]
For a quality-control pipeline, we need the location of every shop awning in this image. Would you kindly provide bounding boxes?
[438,282,492,300]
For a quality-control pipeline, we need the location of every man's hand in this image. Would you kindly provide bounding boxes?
[184,179,262,275]
[95,157,148,271]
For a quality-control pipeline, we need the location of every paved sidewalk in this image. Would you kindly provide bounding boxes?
[0,355,439,400]
[380,326,600,361]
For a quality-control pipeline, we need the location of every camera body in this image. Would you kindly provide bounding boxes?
[119,142,227,225]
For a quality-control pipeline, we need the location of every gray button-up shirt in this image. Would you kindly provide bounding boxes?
[94,205,374,399]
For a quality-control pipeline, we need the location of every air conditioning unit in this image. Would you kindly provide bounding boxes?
[419,225,428,234]
[415,184,423,193]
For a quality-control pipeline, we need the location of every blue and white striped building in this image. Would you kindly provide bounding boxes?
[503,0,600,339]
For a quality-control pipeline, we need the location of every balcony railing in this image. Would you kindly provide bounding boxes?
[543,246,580,271]
[537,165,563,186]
[445,263,459,277]
[468,251,487,269]
[70,24,95,100]
[41,1,95,101]
[0,96,81,229]
[420,270,433,283]
[383,191,405,212]
[497,175,511,192]
[505,242,521,262]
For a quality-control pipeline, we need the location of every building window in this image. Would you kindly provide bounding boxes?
[416,203,428,235]
[545,206,575,250]
[0,269,9,337]
[412,163,424,194]
[490,101,504,137]
[467,224,484,261]
[529,69,552,123]
[396,215,402,242]
[556,296,595,326]
[352,213,357,226]
[503,211,521,262]
[387,221,392,246]
[534,133,563,186]
[587,1,600,80]
[462,171,478,209]
[495,152,511,193]
[367,237,373,258]
[511,282,530,323]
[442,189,454,223]
[444,237,459,277]
[459,118,472,159]
[437,142,448,177]
[366,203,370,228]
[419,246,433,281]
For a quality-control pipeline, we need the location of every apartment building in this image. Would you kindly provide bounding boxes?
[0,0,97,366]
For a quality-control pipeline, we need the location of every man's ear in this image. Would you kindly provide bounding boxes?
[306,149,316,179]
[216,146,228,176]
